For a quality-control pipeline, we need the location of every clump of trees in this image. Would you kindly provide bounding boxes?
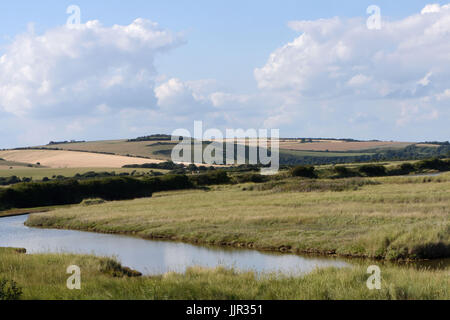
[127,134,176,142]
[0,175,194,211]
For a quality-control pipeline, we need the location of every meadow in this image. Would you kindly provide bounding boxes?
[0,167,166,180]
[26,172,450,260]
[0,248,448,300]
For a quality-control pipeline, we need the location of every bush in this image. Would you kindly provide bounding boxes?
[358,165,387,177]
[416,158,450,171]
[99,259,142,277]
[333,166,359,178]
[0,175,194,210]
[0,279,22,300]
[400,163,415,173]
[189,171,230,186]
[0,176,21,186]
[234,173,268,183]
[291,166,317,178]
[81,198,106,206]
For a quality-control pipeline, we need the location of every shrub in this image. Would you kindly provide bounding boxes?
[99,259,142,277]
[333,166,359,178]
[358,165,387,177]
[0,279,22,300]
[291,165,317,178]
[81,198,106,206]
[234,173,268,183]
[416,158,450,171]
[189,171,230,186]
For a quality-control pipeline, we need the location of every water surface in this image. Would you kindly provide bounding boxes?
[0,215,350,275]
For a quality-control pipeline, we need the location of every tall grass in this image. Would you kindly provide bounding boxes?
[0,248,448,300]
[26,174,450,260]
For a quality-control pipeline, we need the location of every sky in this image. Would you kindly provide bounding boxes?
[0,0,449,148]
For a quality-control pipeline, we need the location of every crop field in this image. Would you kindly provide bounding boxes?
[0,149,163,168]
[26,172,450,260]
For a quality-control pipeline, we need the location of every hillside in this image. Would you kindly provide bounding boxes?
[0,149,162,169]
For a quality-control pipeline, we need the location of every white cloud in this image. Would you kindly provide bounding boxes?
[0,18,182,117]
[255,5,450,101]
[252,4,450,139]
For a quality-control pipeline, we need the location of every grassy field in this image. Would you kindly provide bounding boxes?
[38,139,378,159]
[0,167,167,180]
[0,159,36,169]
[39,139,177,160]
[0,248,447,300]
[26,172,450,260]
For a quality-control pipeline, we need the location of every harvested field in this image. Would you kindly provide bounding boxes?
[0,149,163,169]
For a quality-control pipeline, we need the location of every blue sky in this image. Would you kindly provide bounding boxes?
[0,1,449,147]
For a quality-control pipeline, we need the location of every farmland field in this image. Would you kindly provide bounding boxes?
[39,140,177,160]
[0,149,163,168]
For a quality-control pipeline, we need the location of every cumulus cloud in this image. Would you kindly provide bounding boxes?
[253,4,450,138]
[0,18,182,117]
[255,4,450,100]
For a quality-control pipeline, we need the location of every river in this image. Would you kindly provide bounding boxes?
[0,215,351,276]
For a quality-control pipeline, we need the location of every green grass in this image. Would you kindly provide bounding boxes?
[26,173,450,260]
[0,248,447,300]
[39,139,177,160]
[0,159,36,168]
[0,167,167,180]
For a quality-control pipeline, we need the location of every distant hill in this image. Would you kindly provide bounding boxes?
[2,136,447,167]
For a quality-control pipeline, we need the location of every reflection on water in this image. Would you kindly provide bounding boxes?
[0,215,350,275]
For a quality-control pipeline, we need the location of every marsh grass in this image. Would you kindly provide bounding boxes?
[26,173,450,260]
[253,177,379,193]
[0,248,447,300]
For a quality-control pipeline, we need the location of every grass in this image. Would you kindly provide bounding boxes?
[0,167,167,180]
[26,173,450,260]
[39,139,177,160]
[0,248,448,300]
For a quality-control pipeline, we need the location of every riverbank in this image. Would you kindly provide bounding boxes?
[0,247,448,300]
[25,174,450,261]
